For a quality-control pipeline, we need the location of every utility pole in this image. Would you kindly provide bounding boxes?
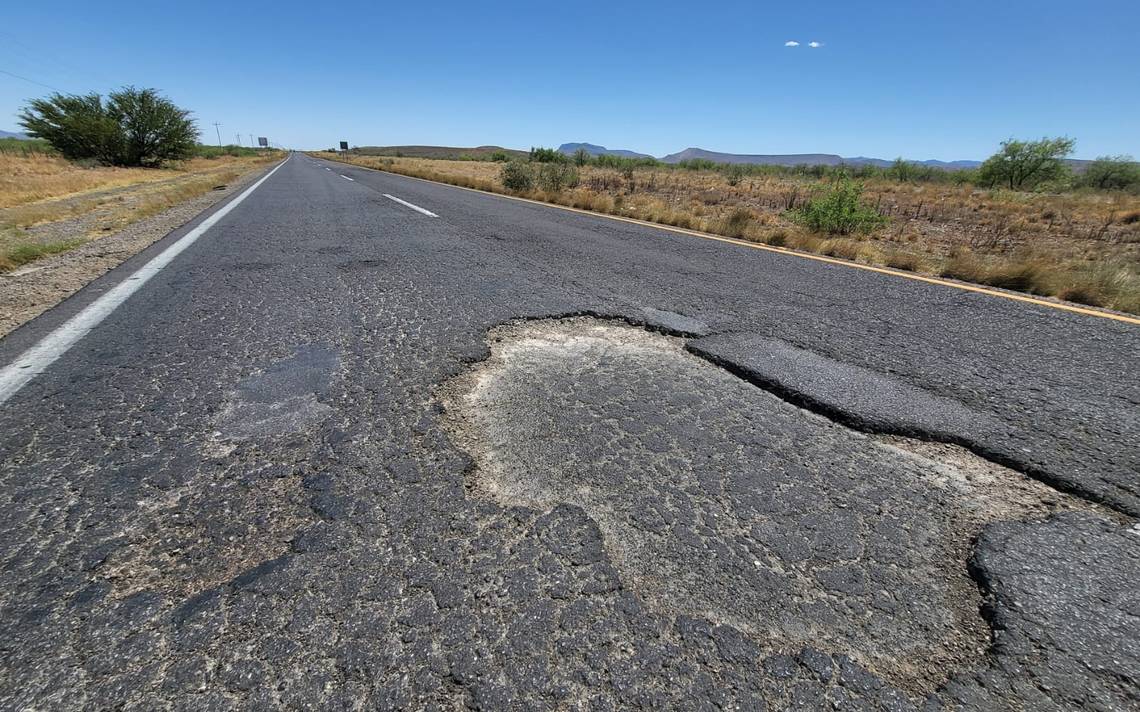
[213,122,222,147]
[249,134,254,147]
[235,133,241,146]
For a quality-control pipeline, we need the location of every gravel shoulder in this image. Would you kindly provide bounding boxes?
[0,161,274,338]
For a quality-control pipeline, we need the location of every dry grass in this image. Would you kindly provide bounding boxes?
[317,153,1140,314]
[0,153,266,210]
[1,153,279,271]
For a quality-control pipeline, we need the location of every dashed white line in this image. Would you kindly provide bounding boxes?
[0,156,291,405]
[383,194,438,218]
[341,175,353,181]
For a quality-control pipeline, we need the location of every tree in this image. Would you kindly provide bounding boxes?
[17,93,120,163]
[889,157,915,182]
[977,137,1075,190]
[572,148,590,166]
[528,147,566,163]
[19,87,197,167]
[1081,155,1140,191]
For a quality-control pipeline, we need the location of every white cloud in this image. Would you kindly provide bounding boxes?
[784,40,800,47]
[809,41,824,48]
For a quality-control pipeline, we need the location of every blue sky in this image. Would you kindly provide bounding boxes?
[2,1,1137,160]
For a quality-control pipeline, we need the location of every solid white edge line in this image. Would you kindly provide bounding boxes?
[341,175,354,181]
[382,193,438,218]
[0,155,291,405]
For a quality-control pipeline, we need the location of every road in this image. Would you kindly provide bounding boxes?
[1,154,1137,710]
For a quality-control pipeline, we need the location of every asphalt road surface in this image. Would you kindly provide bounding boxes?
[1,154,1137,710]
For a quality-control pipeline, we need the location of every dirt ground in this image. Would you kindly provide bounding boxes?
[0,162,274,337]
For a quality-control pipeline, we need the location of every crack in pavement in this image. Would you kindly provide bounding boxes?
[440,316,1130,699]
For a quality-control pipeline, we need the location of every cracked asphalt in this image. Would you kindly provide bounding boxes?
[0,154,1137,710]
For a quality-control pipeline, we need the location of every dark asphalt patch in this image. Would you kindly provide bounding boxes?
[213,345,339,440]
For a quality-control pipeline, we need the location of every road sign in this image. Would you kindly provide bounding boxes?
[258,137,268,147]
[340,141,349,151]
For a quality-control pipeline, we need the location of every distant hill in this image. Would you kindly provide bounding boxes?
[0,130,30,140]
[347,141,1086,172]
[559,143,653,159]
[661,147,853,166]
[352,145,527,160]
[659,147,982,170]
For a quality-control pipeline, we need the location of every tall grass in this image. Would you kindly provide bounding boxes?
[0,137,55,156]
[193,144,274,159]
[0,239,85,272]
[1,152,277,271]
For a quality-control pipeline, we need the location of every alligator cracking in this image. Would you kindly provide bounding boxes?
[439,317,1113,694]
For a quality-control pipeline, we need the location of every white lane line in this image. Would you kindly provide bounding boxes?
[341,175,354,181]
[382,194,438,218]
[0,156,290,405]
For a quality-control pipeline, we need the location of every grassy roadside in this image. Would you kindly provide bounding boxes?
[1,151,282,271]
[317,153,1140,315]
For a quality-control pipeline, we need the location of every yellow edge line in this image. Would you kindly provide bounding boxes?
[324,156,1140,326]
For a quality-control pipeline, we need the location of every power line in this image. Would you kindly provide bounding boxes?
[212,122,222,147]
[0,68,68,94]
[0,31,116,88]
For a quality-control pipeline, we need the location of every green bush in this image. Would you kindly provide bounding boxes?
[501,161,534,191]
[537,162,579,192]
[193,144,263,159]
[489,151,511,162]
[0,137,54,155]
[18,86,197,167]
[529,147,566,163]
[1080,156,1140,192]
[977,137,1074,191]
[889,157,916,182]
[790,179,889,235]
[723,164,747,186]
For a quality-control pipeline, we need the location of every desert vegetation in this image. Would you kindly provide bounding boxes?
[0,88,282,272]
[19,87,198,167]
[318,139,1140,314]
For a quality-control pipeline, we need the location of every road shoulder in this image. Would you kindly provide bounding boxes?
[0,161,278,339]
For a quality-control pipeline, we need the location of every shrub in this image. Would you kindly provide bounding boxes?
[529,147,566,163]
[889,157,917,182]
[884,252,921,271]
[821,239,860,260]
[790,179,888,235]
[573,148,590,166]
[720,208,752,238]
[193,144,262,159]
[19,86,197,167]
[977,137,1075,191]
[0,137,55,155]
[723,164,747,186]
[489,151,510,162]
[1080,155,1140,192]
[766,230,787,247]
[537,163,579,192]
[501,161,534,191]
[983,259,1048,292]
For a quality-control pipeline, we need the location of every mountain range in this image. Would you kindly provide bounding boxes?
[0,130,30,140]
[559,142,983,170]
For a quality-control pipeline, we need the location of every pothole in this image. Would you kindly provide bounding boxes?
[440,317,1108,694]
